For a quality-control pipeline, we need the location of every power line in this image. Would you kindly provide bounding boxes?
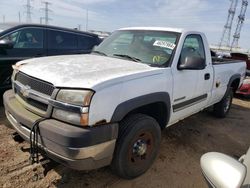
[41,1,52,25]
[231,0,248,49]
[219,0,238,48]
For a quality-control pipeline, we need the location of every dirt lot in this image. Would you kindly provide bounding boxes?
[0,97,250,188]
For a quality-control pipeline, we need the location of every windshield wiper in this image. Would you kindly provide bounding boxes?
[91,50,107,56]
[113,54,141,62]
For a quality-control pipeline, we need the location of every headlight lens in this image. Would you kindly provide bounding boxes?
[52,89,94,126]
[53,108,82,125]
[56,90,94,106]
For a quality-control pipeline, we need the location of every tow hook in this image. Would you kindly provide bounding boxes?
[12,132,24,143]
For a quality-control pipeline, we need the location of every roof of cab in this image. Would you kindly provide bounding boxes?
[0,23,99,37]
[118,27,184,33]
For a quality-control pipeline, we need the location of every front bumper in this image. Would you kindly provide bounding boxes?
[3,90,118,170]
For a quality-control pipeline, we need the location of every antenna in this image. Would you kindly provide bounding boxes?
[41,1,52,25]
[24,0,33,23]
[219,0,238,49]
[231,0,248,49]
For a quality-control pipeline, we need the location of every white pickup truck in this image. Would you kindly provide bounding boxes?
[3,27,246,179]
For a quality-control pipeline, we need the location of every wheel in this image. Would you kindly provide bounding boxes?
[213,88,233,118]
[111,114,161,179]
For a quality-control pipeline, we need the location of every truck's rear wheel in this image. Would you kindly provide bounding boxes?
[213,88,233,118]
[111,114,161,179]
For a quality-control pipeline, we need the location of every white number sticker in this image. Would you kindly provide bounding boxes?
[153,40,176,50]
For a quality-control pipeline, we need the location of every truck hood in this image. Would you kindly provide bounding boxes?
[17,54,161,89]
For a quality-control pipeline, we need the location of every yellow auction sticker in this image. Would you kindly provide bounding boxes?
[153,55,167,63]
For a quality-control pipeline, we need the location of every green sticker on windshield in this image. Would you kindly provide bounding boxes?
[153,40,176,50]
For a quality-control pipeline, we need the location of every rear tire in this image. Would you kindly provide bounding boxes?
[213,88,233,118]
[111,114,161,179]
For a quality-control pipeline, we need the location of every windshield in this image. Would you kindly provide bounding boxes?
[94,30,180,66]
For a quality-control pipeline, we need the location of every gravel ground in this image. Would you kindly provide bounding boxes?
[0,97,249,188]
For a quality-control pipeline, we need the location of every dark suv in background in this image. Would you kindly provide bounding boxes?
[0,24,102,92]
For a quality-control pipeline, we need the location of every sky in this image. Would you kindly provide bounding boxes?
[1,0,250,49]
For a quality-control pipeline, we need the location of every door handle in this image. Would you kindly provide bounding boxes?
[204,73,210,80]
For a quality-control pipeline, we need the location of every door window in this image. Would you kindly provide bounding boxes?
[3,28,44,49]
[180,34,206,65]
[48,30,77,49]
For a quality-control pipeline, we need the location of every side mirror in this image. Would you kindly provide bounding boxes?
[0,40,14,49]
[178,55,206,70]
[201,152,246,188]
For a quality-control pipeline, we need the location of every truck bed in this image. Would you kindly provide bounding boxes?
[212,57,243,65]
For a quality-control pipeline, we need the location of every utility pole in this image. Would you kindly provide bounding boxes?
[41,1,52,25]
[85,9,88,31]
[219,0,238,49]
[231,0,248,49]
[24,0,33,23]
[18,12,21,23]
[2,15,5,23]
[78,24,81,31]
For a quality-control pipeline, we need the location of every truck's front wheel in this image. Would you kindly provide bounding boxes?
[111,114,161,179]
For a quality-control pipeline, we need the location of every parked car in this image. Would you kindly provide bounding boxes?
[3,27,246,179]
[236,77,250,98]
[201,147,250,187]
[0,24,102,92]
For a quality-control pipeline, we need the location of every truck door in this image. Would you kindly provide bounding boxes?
[170,34,213,124]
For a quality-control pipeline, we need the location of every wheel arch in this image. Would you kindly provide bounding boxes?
[228,74,241,93]
[111,92,171,129]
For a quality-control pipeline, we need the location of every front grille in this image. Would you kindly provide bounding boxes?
[16,72,54,96]
[17,90,48,111]
[15,71,55,113]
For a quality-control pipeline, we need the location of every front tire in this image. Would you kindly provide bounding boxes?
[213,88,233,118]
[111,114,161,179]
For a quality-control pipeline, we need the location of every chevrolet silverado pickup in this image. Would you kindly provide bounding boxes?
[3,27,246,179]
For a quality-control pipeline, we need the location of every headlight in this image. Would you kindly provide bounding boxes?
[56,90,94,106]
[52,89,94,126]
[53,109,82,125]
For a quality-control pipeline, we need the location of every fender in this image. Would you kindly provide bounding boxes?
[226,74,241,95]
[111,92,171,126]
[227,74,241,88]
